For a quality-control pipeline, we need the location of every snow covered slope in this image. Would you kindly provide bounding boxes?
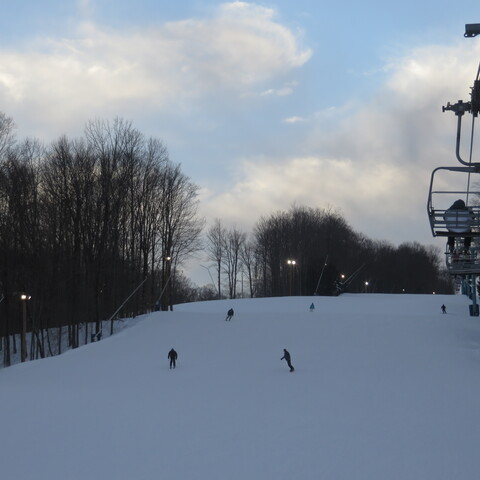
[1,294,480,480]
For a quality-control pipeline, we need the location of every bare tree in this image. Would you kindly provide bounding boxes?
[0,112,15,157]
[156,162,203,310]
[0,138,43,364]
[0,115,207,367]
[223,226,246,299]
[240,238,259,298]
[206,219,226,298]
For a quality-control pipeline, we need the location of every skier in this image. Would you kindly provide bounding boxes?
[281,348,294,372]
[441,304,447,314]
[225,308,234,321]
[168,348,178,369]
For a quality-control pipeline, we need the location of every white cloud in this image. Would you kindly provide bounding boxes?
[283,115,306,123]
[260,86,294,96]
[200,41,480,246]
[240,80,298,98]
[200,154,421,239]
[0,2,311,139]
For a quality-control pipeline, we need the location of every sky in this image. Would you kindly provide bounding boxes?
[1,292,480,479]
[2,1,480,281]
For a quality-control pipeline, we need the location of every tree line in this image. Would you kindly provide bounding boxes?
[0,114,203,366]
[202,206,452,300]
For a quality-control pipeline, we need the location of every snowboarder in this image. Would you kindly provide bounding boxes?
[168,348,178,369]
[281,348,294,372]
[441,304,447,314]
[225,308,234,321]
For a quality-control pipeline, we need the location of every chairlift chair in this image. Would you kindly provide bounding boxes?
[427,165,480,275]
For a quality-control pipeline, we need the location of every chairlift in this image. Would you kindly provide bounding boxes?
[427,164,480,276]
[426,36,480,276]
[425,24,480,316]
[427,166,480,231]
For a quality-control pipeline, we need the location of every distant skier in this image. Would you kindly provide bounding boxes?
[168,348,178,369]
[441,304,447,314]
[281,348,294,372]
[225,308,234,321]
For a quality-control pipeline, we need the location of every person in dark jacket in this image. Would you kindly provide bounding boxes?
[168,348,178,369]
[444,199,474,253]
[281,348,294,372]
[225,308,234,321]
[441,304,447,314]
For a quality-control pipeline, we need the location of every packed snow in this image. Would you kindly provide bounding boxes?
[2,293,480,480]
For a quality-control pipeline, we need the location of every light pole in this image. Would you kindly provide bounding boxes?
[287,259,296,295]
[19,293,31,363]
[364,281,369,293]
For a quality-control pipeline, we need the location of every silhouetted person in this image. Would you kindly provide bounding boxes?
[226,308,234,321]
[281,348,294,372]
[441,304,447,314]
[168,348,178,369]
[444,199,474,253]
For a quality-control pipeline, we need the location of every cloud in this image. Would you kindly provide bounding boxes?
[283,116,306,123]
[200,154,421,240]
[259,85,295,96]
[239,80,297,98]
[174,2,311,86]
[200,41,480,246]
[0,2,311,139]
[321,42,480,174]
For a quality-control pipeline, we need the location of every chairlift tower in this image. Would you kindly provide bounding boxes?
[427,24,480,315]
